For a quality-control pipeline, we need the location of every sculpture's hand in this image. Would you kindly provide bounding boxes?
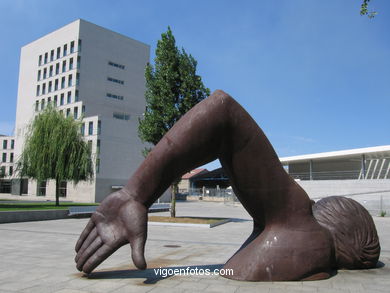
[75,190,147,274]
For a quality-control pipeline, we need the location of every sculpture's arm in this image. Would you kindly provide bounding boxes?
[75,90,312,274]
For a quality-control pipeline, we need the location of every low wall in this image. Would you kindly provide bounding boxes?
[296,179,390,199]
[297,179,390,216]
[0,209,69,224]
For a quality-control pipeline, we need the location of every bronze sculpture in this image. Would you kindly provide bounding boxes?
[75,90,380,281]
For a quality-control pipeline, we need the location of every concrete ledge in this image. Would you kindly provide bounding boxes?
[0,209,69,224]
[148,218,231,228]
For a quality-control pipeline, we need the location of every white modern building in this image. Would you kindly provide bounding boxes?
[280,145,390,181]
[0,19,150,202]
[280,145,390,201]
[0,136,15,193]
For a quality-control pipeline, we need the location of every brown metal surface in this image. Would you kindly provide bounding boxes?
[75,90,380,281]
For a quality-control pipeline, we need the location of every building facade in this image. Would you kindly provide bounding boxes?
[2,19,150,202]
[0,136,15,193]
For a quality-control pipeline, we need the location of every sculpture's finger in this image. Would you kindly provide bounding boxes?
[75,227,98,262]
[130,235,147,270]
[76,237,103,271]
[82,244,115,274]
[75,219,95,252]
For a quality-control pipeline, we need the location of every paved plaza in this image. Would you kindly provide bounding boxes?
[0,201,389,293]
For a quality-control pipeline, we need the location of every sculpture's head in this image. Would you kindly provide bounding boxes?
[312,196,380,269]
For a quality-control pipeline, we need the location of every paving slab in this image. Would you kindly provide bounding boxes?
[0,201,389,292]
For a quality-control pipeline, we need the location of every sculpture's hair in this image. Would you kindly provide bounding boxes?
[312,196,380,269]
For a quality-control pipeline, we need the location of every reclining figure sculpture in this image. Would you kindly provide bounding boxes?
[75,90,380,281]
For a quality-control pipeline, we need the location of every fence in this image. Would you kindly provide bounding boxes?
[183,187,389,216]
[184,187,239,203]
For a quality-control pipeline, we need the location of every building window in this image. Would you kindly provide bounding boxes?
[2,153,6,163]
[88,140,92,152]
[60,93,64,105]
[10,153,13,163]
[81,123,85,135]
[70,41,75,53]
[48,97,52,105]
[54,79,58,91]
[37,181,46,196]
[96,158,100,174]
[77,56,81,69]
[69,58,73,70]
[75,90,79,102]
[0,166,5,177]
[61,77,65,89]
[42,83,46,95]
[63,44,67,56]
[2,140,7,149]
[35,101,39,111]
[43,68,47,79]
[56,47,61,59]
[10,140,14,149]
[55,63,60,75]
[76,73,80,85]
[59,181,67,197]
[68,74,73,87]
[62,60,66,73]
[50,50,54,62]
[74,107,78,119]
[67,91,71,103]
[66,108,70,117]
[88,122,93,135]
[113,112,130,121]
[49,65,53,77]
[97,120,101,135]
[38,55,42,66]
[107,77,124,85]
[78,39,82,52]
[106,93,124,100]
[41,99,45,110]
[108,61,125,70]
[36,85,40,96]
[44,52,48,64]
[82,105,85,114]
[9,166,13,176]
[54,95,58,107]
[37,70,41,81]
[48,81,52,93]
[96,139,100,154]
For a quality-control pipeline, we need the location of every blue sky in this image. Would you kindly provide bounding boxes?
[0,0,389,170]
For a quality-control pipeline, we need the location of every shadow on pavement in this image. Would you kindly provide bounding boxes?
[86,264,224,284]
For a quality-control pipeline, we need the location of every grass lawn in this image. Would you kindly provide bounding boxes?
[148,216,227,224]
[0,202,99,211]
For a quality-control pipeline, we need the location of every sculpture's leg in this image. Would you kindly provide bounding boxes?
[124,90,334,281]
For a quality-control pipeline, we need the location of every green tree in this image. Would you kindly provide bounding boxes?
[17,106,93,206]
[138,27,210,217]
[360,0,377,18]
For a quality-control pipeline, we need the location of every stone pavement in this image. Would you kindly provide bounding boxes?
[0,201,389,293]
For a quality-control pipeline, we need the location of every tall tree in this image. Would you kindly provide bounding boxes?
[360,0,377,18]
[138,27,210,217]
[17,106,93,206]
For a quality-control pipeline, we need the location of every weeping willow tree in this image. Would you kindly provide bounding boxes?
[18,106,93,206]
